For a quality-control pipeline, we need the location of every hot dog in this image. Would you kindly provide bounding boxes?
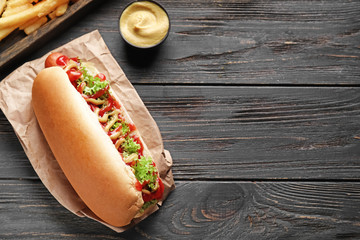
[32,52,164,227]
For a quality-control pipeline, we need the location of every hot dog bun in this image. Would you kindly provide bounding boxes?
[32,67,143,227]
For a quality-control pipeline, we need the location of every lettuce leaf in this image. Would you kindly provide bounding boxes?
[140,199,157,213]
[121,137,140,154]
[133,156,158,190]
[81,67,109,96]
[121,122,130,135]
[110,121,120,131]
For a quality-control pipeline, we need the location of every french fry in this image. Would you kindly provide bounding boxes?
[0,0,68,28]
[0,26,16,41]
[18,16,39,30]
[0,0,71,41]
[55,2,68,17]
[48,10,57,19]
[37,0,69,18]
[23,15,47,35]
[48,1,68,19]
[2,2,32,17]
[0,0,32,39]
[6,0,27,8]
[0,0,6,16]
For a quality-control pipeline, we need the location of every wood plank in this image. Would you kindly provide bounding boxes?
[142,86,360,180]
[1,86,360,180]
[117,0,360,85]
[2,0,358,85]
[0,180,359,238]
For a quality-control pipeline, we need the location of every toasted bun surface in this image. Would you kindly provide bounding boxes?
[32,67,143,227]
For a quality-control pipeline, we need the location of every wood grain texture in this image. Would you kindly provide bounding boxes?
[1,0,359,84]
[0,0,359,238]
[142,86,360,180]
[0,180,359,239]
[125,0,360,85]
[1,86,359,180]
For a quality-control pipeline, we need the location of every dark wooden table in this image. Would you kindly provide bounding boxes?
[1,0,360,239]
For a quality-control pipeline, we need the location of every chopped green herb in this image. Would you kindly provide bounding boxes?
[110,121,121,131]
[133,156,158,190]
[121,122,130,135]
[81,67,109,96]
[140,199,157,213]
[121,137,140,154]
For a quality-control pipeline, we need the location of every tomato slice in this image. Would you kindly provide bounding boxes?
[70,57,79,63]
[135,180,143,191]
[128,123,136,132]
[141,178,164,202]
[98,94,114,116]
[76,82,86,94]
[95,73,106,81]
[152,178,164,200]
[56,55,69,67]
[89,84,109,99]
[66,69,82,82]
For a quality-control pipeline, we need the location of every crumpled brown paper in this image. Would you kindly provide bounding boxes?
[0,30,175,232]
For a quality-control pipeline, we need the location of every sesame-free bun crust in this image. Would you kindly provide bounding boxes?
[32,67,143,227]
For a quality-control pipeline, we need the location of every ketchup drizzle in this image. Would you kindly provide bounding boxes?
[55,54,164,203]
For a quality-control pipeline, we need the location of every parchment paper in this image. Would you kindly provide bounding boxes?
[0,30,175,232]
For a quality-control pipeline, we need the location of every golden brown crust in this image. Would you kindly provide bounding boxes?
[32,67,143,227]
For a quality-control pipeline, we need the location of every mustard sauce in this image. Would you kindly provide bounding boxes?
[120,1,170,48]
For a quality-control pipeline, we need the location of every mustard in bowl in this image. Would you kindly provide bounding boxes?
[119,1,170,48]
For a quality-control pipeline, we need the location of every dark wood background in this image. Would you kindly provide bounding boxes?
[1,0,360,239]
